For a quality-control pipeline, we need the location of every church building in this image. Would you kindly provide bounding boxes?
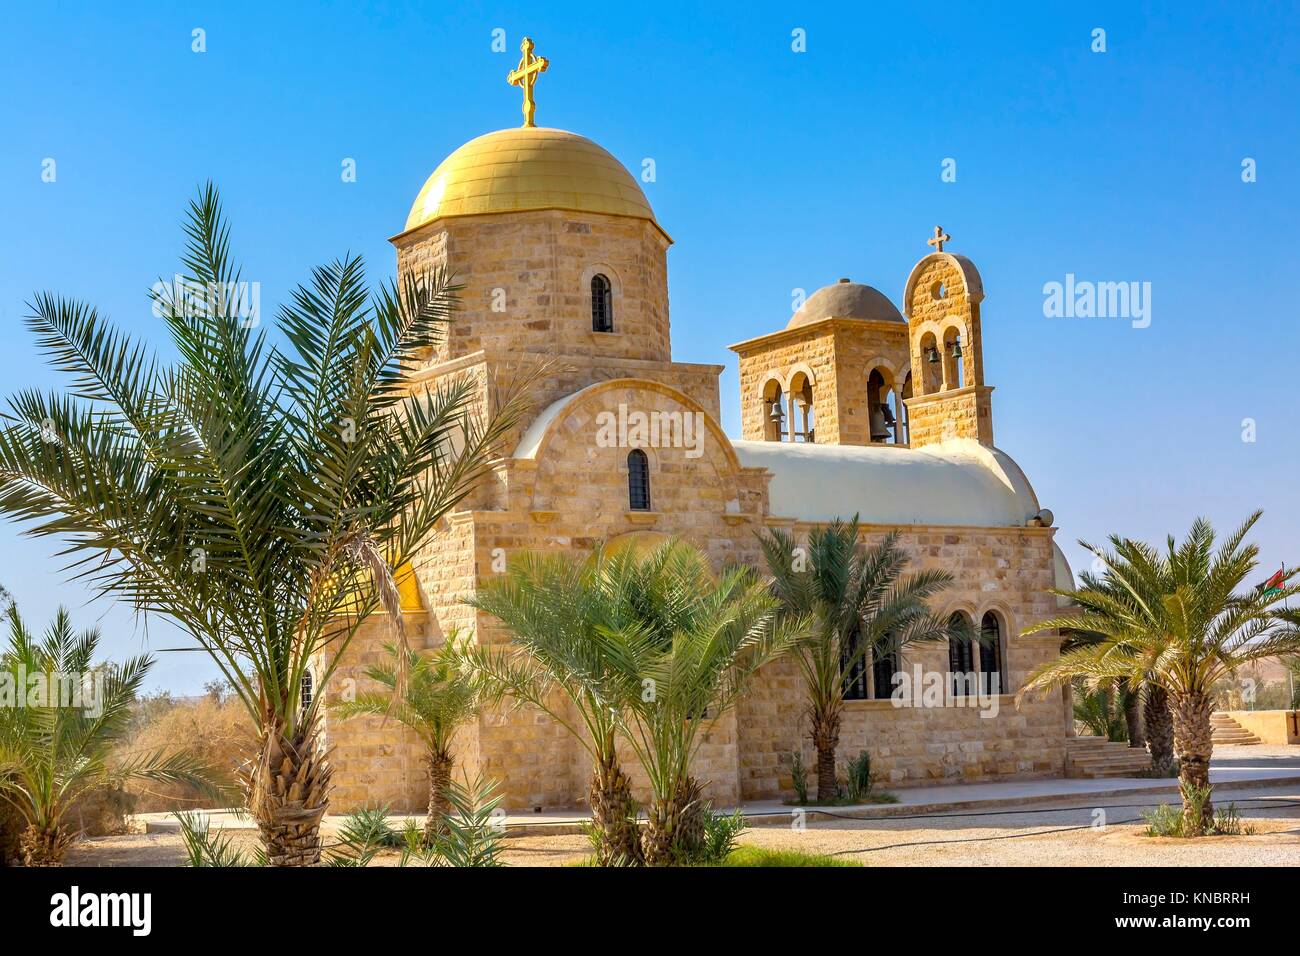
[321,41,1081,811]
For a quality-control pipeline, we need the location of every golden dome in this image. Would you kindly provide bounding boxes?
[403,127,663,236]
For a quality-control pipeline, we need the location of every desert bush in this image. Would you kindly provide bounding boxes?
[1142,783,1253,837]
[119,686,253,813]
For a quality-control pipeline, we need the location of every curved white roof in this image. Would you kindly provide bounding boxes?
[732,438,1040,528]
[1052,542,1077,607]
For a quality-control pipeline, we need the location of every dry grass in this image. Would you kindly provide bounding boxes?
[118,686,254,813]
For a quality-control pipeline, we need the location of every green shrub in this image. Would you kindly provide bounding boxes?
[400,774,506,868]
[325,806,395,867]
[842,751,874,803]
[695,809,748,864]
[1212,803,1255,836]
[1141,786,1252,838]
[1142,802,1184,837]
[177,812,264,867]
[789,751,809,805]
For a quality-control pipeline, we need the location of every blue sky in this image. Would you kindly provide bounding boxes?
[1,2,1297,692]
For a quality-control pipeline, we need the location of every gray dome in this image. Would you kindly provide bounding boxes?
[788,278,904,329]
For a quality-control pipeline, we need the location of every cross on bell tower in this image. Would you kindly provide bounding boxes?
[927,225,951,253]
[507,37,549,128]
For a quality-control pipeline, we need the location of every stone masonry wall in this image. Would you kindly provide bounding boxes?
[395,211,671,367]
[734,523,1063,799]
[905,385,994,448]
[734,320,909,446]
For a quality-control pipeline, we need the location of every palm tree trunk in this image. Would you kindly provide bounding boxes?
[642,775,706,866]
[1169,689,1214,834]
[18,824,73,866]
[1122,681,1144,748]
[424,751,453,842]
[248,719,332,866]
[812,709,841,802]
[1144,685,1176,775]
[588,749,642,866]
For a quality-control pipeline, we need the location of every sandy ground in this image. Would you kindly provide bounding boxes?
[62,782,1300,867]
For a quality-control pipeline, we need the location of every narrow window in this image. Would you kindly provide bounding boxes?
[870,637,899,700]
[980,612,1003,695]
[627,449,651,510]
[300,669,314,719]
[591,273,613,332]
[842,628,868,701]
[948,612,975,697]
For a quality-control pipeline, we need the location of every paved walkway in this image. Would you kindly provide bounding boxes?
[139,744,1300,835]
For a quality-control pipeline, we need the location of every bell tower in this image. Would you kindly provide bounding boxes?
[902,227,994,448]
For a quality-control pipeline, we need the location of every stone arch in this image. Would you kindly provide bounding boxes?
[940,321,967,389]
[516,378,745,511]
[787,367,816,442]
[917,330,942,395]
[865,361,902,444]
[902,253,984,319]
[760,374,786,441]
[785,361,816,390]
[617,441,661,474]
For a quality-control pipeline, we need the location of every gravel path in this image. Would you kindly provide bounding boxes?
[64,782,1300,867]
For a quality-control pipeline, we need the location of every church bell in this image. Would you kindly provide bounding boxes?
[870,404,893,442]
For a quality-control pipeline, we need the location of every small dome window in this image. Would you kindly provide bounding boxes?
[627,450,651,511]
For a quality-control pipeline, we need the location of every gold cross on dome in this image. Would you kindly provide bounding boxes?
[927,225,951,253]
[507,37,549,128]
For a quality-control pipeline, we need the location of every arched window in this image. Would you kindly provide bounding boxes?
[947,612,975,697]
[591,273,613,333]
[789,372,815,442]
[870,637,899,700]
[867,368,898,444]
[627,449,651,511]
[920,331,942,394]
[763,381,785,442]
[942,328,964,389]
[980,612,1003,695]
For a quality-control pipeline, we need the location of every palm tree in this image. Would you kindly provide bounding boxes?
[0,185,533,864]
[594,541,806,865]
[1071,683,1128,741]
[759,519,969,801]
[332,635,495,840]
[0,606,226,865]
[464,549,644,865]
[1019,512,1300,832]
[1059,576,1175,772]
[1143,683,1176,776]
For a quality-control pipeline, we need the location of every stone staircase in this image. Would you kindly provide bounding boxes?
[1211,712,1261,746]
[1065,736,1153,778]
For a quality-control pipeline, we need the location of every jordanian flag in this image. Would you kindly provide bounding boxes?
[1257,566,1286,598]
